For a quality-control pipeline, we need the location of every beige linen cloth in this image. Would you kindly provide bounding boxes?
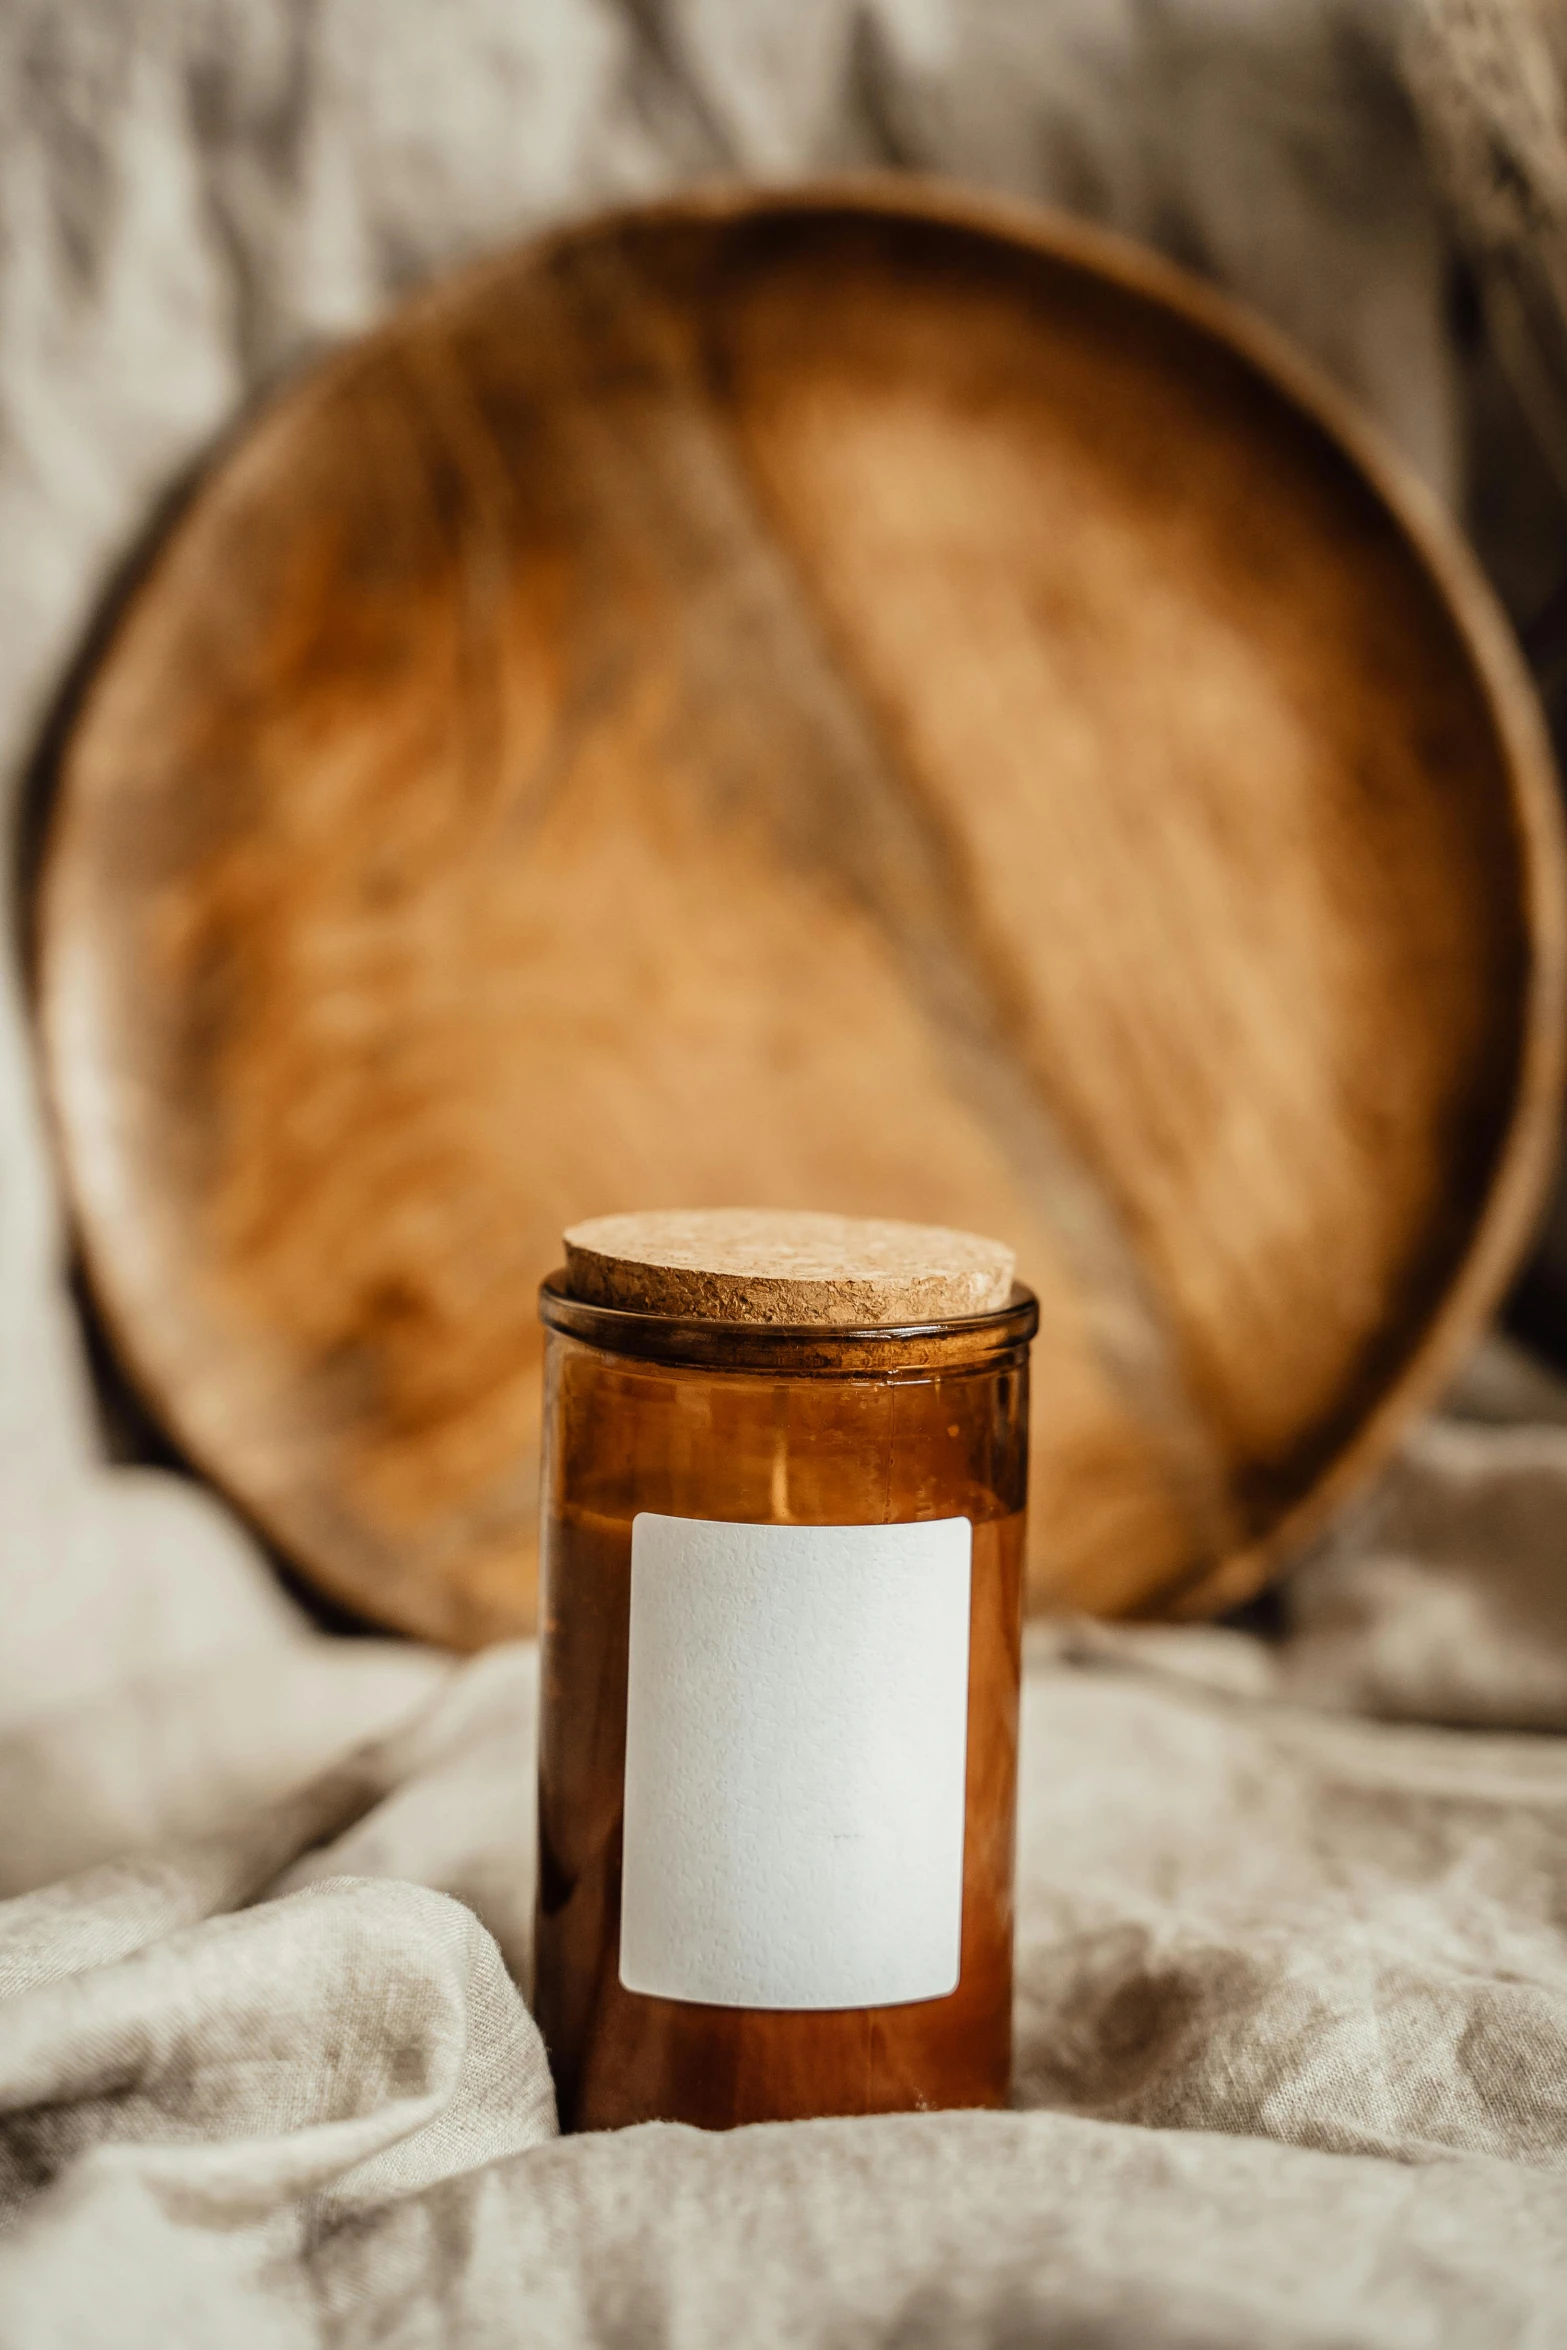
[7,2,1567,2343]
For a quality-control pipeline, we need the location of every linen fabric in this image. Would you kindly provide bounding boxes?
[14,1528,1567,2347]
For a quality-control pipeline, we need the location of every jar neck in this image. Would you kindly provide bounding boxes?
[538,1272,1038,1377]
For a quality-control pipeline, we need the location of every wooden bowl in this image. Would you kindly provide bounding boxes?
[37,180,1565,1647]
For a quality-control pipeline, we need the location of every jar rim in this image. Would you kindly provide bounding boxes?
[538,1271,1038,1375]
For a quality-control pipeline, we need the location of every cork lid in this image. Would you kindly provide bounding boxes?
[562,1209,1016,1326]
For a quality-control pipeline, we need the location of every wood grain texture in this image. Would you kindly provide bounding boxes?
[36,180,1566,1647]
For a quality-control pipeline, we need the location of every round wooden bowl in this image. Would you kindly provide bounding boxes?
[38,180,1565,1648]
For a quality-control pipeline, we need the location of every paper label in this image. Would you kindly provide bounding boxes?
[620,1512,972,2010]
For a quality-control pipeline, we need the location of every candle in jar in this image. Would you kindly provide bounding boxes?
[533,1208,1034,2132]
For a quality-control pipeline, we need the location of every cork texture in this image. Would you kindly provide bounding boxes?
[562,1209,1016,1325]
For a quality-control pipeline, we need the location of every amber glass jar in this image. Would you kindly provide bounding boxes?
[534,1225,1035,2135]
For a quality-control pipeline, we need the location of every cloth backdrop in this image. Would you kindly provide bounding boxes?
[6,1,1567,2343]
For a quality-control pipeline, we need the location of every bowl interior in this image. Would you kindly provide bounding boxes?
[39,189,1560,1644]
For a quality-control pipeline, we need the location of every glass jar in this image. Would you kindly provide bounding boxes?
[533,1274,1036,2133]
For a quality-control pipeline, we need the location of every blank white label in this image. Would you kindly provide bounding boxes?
[620,1512,972,2010]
